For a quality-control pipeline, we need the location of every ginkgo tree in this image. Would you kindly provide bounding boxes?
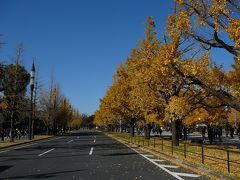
[125,16,164,139]
[173,0,240,111]
[95,0,240,146]
[95,63,141,137]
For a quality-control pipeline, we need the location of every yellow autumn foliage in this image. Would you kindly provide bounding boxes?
[227,108,240,127]
[95,0,240,134]
[226,18,240,49]
[165,96,191,121]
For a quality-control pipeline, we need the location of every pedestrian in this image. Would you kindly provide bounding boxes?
[207,126,213,144]
[237,126,240,140]
[0,130,4,141]
[202,127,206,141]
[217,127,222,142]
[183,127,187,140]
[159,127,163,137]
[230,127,234,138]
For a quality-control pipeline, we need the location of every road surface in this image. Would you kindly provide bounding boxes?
[0,130,209,180]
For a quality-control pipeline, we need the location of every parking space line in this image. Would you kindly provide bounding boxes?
[172,172,201,178]
[152,159,165,162]
[124,144,201,180]
[160,165,179,169]
[143,154,154,157]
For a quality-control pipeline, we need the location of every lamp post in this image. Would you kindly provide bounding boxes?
[28,61,35,140]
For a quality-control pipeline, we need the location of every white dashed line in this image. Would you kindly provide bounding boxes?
[89,147,94,155]
[38,148,55,157]
[93,139,96,143]
[67,140,73,143]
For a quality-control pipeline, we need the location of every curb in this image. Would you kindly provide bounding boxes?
[105,133,235,180]
[0,136,55,150]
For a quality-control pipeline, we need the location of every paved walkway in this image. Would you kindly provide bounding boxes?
[149,131,240,146]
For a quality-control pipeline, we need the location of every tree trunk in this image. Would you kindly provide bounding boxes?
[10,111,14,142]
[53,119,57,135]
[144,124,151,140]
[46,126,49,135]
[130,124,135,137]
[31,119,34,139]
[179,123,183,139]
[172,119,181,146]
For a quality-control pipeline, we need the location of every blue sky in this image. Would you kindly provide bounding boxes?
[0,0,233,114]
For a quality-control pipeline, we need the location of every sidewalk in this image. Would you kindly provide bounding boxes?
[149,131,240,147]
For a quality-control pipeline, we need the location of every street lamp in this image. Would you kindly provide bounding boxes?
[28,61,35,140]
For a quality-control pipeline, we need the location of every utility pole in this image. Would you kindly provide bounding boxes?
[28,60,35,140]
[32,66,38,139]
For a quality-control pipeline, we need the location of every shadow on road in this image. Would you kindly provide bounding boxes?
[0,169,87,179]
[0,166,13,173]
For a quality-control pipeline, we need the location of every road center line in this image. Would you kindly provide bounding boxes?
[67,140,73,143]
[89,147,94,155]
[93,139,96,143]
[38,148,55,157]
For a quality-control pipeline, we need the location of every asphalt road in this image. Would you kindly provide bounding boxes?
[0,130,209,180]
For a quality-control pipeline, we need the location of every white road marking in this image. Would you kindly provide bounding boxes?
[124,144,201,180]
[0,150,9,153]
[93,139,96,143]
[14,143,39,150]
[160,165,179,169]
[67,140,73,143]
[38,148,55,157]
[89,147,94,155]
[142,154,154,157]
[172,172,201,178]
[152,159,165,162]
